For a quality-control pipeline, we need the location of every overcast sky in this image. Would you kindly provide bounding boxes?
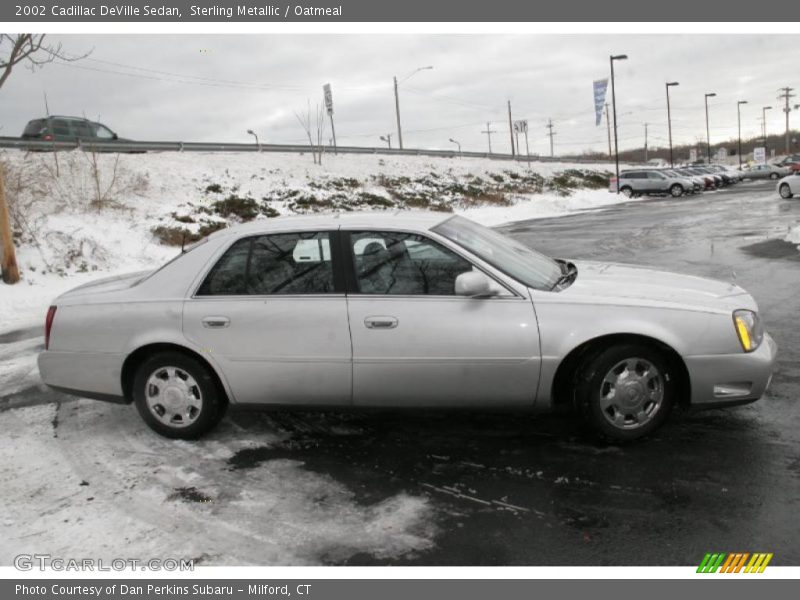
[2,34,798,155]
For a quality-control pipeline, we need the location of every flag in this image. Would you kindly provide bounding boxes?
[593,79,609,126]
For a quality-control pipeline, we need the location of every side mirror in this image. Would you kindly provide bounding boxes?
[112,133,118,140]
[455,271,498,298]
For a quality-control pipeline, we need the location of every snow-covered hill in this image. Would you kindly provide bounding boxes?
[0,149,632,332]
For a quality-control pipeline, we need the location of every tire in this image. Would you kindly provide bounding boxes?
[669,184,684,198]
[770,172,779,180]
[779,183,794,199]
[620,186,634,198]
[133,351,228,439]
[574,343,676,442]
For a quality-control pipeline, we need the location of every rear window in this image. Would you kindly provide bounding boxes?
[23,120,46,136]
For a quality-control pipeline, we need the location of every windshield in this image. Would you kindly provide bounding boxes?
[433,215,562,291]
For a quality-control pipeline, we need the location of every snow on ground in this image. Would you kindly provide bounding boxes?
[0,149,629,333]
[786,223,800,248]
[0,400,436,565]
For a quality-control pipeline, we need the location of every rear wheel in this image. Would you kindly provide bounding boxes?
[770,172,779,180]
[779,183,794,199]
[133,351,227,439]
[574,343,675,442]
[669,184,684,197]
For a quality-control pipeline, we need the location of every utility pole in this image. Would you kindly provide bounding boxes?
[546,118,556,158]
[762,105,773,160]
[778,87,796,155]
[393,76,403,150]
[644,123,648,162]
[507,100,515,157]
[481,122,497,154]
[737,100,747,169]
[605,103,612,159]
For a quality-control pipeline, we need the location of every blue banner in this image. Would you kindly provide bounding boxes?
[593,78,609,126]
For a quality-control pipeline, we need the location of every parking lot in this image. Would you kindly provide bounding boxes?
[1,179,799,566]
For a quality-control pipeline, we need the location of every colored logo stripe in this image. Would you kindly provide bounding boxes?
[697,552,773,573]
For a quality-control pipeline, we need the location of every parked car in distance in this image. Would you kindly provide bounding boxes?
[740,163,793,180]
[774,154,800,173]
[38,212,777,443]
[777,173,800,199]
[674,167,713,190]
[609,169,691,197]
[21,116,136,149]
[658,169,701,193]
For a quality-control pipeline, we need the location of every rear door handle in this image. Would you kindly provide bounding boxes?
[202,316,230,328]
[364,316,398,329]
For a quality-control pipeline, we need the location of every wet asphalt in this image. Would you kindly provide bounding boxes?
[1,180,799,565]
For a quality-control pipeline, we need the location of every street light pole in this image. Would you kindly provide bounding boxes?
[392,66,433,151]
[246,129,260,152]
[666,82,679,167]
[737,100,747,169]
[705,92,716,164]
[448,138,461,157]
[380,134,392,149]
[610,54,628,194]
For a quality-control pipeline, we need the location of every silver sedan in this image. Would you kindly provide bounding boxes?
[38,212,777,442]
[777,173,800,199]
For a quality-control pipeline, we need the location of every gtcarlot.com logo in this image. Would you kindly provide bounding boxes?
[697,552,773,573]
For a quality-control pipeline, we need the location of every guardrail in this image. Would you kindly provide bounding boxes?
[0,136,617,165]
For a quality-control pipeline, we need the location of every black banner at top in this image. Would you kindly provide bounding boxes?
[2,0,795,22]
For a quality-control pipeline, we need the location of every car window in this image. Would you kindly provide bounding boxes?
[197,232,335,296]
[70,120,94,138]
[23,119,46,136]
[51,119,71,137]
[648,172,665,180]
[350,231,473,295]
[93,124,115,139]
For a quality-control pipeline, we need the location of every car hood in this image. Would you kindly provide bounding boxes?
[557,260,755,313]
[57,270,153,301]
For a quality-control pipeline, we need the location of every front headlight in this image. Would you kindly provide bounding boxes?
[733,309,764,352]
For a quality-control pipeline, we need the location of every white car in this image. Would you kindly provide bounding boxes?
[777,174,800,199]
[37,212,777,442]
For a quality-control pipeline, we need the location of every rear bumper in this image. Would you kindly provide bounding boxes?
[38,350,126,401]
[684,333,777,408]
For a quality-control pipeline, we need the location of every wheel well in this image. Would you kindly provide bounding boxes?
[550,333,691,410]
[121,343,230,405]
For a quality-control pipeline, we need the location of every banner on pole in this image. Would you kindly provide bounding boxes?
[593,78,609,126]
[323,83,334,115]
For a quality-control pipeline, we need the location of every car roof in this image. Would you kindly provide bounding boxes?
[209,210,454,239]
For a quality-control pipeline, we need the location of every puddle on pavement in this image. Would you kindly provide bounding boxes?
[167,486,213,504]
[741,238,800,260]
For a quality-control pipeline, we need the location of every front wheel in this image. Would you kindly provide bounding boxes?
[669,184,684,198]
[779,183,794,199]
[133,352,227,439]
[574,344,676,442]
[770,172,779,180]
[620,186,634,198]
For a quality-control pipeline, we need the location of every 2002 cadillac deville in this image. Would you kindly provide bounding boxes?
[38,212,777,441]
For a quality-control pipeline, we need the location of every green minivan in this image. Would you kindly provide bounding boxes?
[22,116,123,143]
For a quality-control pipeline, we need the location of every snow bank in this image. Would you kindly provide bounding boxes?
[0,150,629,333]
[786,224,800,247]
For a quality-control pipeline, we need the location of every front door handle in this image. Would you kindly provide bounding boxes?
[202,316,230,328]
[364,316,398,329]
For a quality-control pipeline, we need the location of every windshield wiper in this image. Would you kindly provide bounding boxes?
[550,262,578,291]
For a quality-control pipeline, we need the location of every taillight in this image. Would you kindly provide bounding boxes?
[43,134,53,141]
[45,306,57,350]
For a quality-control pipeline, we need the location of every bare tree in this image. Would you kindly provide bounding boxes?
[0,34,91,92]
[295,100,327,165]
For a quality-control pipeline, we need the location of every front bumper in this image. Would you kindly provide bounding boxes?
[684,333,777,408]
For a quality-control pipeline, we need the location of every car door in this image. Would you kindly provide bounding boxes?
[343,229,541,408]
[182,230,353,405]
[647,171,669,192]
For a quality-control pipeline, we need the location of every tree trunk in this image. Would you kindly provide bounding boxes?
[0,164,21,284]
